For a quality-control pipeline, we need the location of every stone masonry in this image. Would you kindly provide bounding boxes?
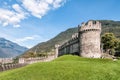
[56,20,102,58]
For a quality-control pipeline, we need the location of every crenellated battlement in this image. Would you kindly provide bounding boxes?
[79,20,101,32]
[71,33,78,40]
[57,20,102,58]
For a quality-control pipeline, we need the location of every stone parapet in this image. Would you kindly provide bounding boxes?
[80,20,101,32]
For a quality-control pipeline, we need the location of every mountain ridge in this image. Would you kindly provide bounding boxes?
[0,38,28,58]
[22,20,120,58]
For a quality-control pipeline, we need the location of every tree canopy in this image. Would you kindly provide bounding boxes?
[101,33,120,55]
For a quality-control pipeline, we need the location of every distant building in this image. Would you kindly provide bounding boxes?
[19,58,25,64]
[0,58,13,64]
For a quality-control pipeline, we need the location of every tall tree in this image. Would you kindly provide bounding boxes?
[115,39,120,51]
[101,33,118,55]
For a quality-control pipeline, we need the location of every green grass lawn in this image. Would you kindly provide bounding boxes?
[0,55,120,80]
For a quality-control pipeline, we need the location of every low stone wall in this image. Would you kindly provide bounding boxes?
[24,55,57,64]
[0,63,27,72]
[0,55,57,72]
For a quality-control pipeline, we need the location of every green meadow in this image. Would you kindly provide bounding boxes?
[0,55,120,80]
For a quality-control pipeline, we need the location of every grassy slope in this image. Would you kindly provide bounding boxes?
[0,55,120,80]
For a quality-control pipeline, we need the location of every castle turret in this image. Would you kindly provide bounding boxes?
[79,20,101,58]
[55,44,60,58]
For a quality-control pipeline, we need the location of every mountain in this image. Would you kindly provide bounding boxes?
[22,20,120,57]
[0,38,28,58]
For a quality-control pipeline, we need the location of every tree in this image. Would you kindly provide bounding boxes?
[101,33,118,55]
[115,39,120,51]
[29,52,36,57]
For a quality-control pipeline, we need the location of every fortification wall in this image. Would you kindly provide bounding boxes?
[58,35,79,56]
[79,21,101,58]
[57,20,102,58]
[0,63,27,72]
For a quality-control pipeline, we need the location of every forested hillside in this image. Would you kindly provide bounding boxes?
[22,20,120,57]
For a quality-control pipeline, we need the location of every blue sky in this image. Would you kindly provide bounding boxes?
[0,0,120,48]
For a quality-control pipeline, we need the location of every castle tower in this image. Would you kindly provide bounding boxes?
[55,44,60,58]
[79,20,101,58]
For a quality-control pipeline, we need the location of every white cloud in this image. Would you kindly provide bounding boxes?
[14,35,49,48]
[0,0,66,27]
[12,4,23,13]
[13,24,20,28]
[53,0,66,8]
[0,4,27,27]
[21,0,66,18]
[0,7,26,27]
[15,35,40,43]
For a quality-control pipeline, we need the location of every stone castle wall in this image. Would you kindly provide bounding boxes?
[56,20,102,58]
[57,36,79,56]
[79,21,101,58]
